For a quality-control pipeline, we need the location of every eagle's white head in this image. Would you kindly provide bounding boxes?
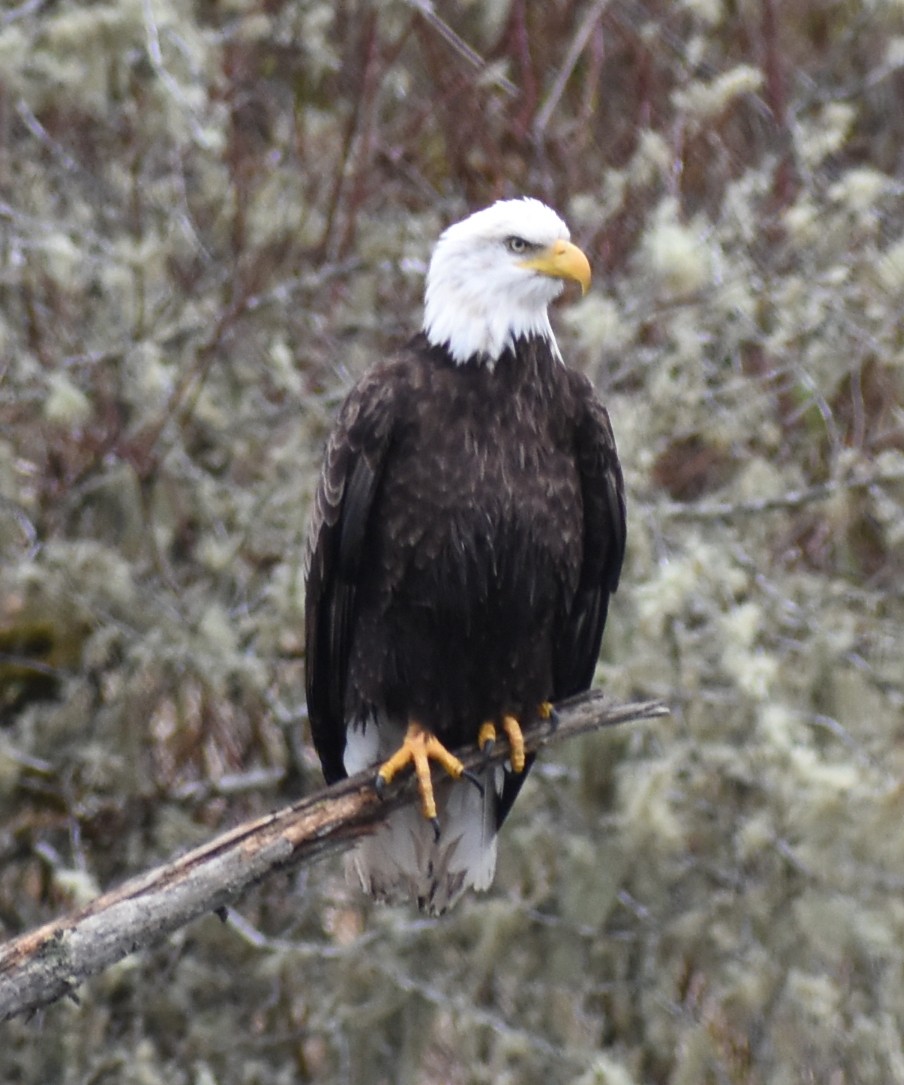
[423,197,591,366]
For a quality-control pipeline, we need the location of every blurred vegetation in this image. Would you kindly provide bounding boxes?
[2,0,904,1082]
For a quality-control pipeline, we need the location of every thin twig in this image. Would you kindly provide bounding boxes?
[658,465,904,521]
[0,692,667,1022]
[534,0,609,136]
[407,0,518,97]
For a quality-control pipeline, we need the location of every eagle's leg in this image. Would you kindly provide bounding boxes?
[375,722,479,840]
[478,715,526,773]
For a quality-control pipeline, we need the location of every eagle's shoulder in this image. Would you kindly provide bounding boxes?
[304,340,438,778]
[303,348,420,570]
[568,366,626,592]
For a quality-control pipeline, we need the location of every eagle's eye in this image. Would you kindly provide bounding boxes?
[506,236,530,254]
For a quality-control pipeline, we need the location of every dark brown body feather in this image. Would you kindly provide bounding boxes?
[305,332,625,827]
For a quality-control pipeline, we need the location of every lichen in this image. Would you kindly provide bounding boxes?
[2,1,903,1083]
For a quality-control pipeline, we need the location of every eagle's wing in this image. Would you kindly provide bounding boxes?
[304,367,399,784]
[554,381,626,697]
[496,378,626,827]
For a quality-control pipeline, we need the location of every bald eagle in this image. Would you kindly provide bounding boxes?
[305,198,625,913]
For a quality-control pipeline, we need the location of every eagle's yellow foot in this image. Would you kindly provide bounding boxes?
[538,700,560,729]
[478,715,526,773]
[501,714,526,773]
[478,721,497,755]
[375,722,480,841]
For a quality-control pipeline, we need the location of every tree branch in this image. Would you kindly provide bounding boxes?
[0,692,667,1022]
[658,463,904,521]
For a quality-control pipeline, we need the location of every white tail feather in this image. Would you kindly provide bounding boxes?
[344,717,502,914]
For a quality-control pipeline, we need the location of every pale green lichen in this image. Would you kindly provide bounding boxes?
[828,166,892,214]
[44,372,93,427]
[561,294,632,357]
[877,234,904,295]
[797,102,858,170]
[677,0,725,25]
[672,63,764,120]
[2,2,904,1083]
[570,1054,639,1085]
[641,199,712,297]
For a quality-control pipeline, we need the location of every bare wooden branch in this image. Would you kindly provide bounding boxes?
[0,692,667,1023]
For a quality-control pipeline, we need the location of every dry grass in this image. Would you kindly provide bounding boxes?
[2,1,904,1082]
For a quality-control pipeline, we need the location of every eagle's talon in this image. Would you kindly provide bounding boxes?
[478,721,497,758]
[501,714,526,774]
[374,773,388,800]
[430,817,441,842]
[374,721,467,825]
[537,700,557,723]
[462,768,484,796]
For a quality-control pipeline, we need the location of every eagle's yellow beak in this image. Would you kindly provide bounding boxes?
[519,239,591,295]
